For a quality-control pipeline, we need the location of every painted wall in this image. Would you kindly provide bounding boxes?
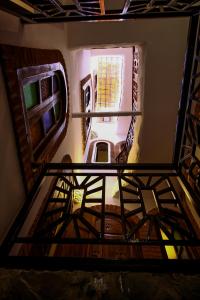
[69,49,91,162]
[67,18,189,163]
[0,66,26,243]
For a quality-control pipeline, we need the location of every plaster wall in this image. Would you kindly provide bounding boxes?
[67,18,189,163]
[0,67,26,243]
[70,49,91,162]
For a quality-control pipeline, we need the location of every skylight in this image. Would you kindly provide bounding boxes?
[92,55,123,112]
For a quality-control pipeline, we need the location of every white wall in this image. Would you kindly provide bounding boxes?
[67,18,189,163]
[69,49,91,162]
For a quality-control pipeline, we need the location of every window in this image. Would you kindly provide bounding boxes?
[0,44,69,192]
[95,142,109,162]
[95,56,123,111]
[18,63,67,163]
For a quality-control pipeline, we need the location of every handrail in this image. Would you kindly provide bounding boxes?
[115,115,136,164]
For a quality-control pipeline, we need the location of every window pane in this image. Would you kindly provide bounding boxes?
[30,120,44,149]
[53,73,60,93]
[23,82,39,109]
[96,142,108,162]
[85,86,91,107]
[54,101,61,120]
[96,56,123,111]
[41,77,52,101]
[42,108,54,133]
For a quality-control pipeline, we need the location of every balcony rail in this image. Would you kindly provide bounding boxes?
[2,163,199,268]
[1,1,200,24]
[115,116,136,165]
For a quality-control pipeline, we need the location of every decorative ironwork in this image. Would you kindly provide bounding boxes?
[115,47,138,165]
[5,164,199,260]
[22,0,65,16]
[179,17,200,206]
[115,116,136,164]
[80,74,92,152]
[119,174,196,243]
[0,0,200,270]
[132,46,139,109]
[0,0,200,23]
[122,0,200,15]
[73,0,102,16]
[34,173,106,241]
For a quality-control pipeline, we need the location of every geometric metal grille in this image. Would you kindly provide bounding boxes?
[34,174,106,240]
[116,116,136,164]
[119,174,196,242]
[1,1,200,23]
[179,17,200,206]
[1,0,200,268]
[122,0,200,15]
[11,166,199,260]
[115,47,139,164]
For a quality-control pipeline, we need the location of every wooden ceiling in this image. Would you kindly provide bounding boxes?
[0,0,200,23]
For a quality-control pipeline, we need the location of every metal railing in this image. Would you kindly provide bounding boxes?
[1,1,200,23]
[1,163,199,264]
[115,116,136,165]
